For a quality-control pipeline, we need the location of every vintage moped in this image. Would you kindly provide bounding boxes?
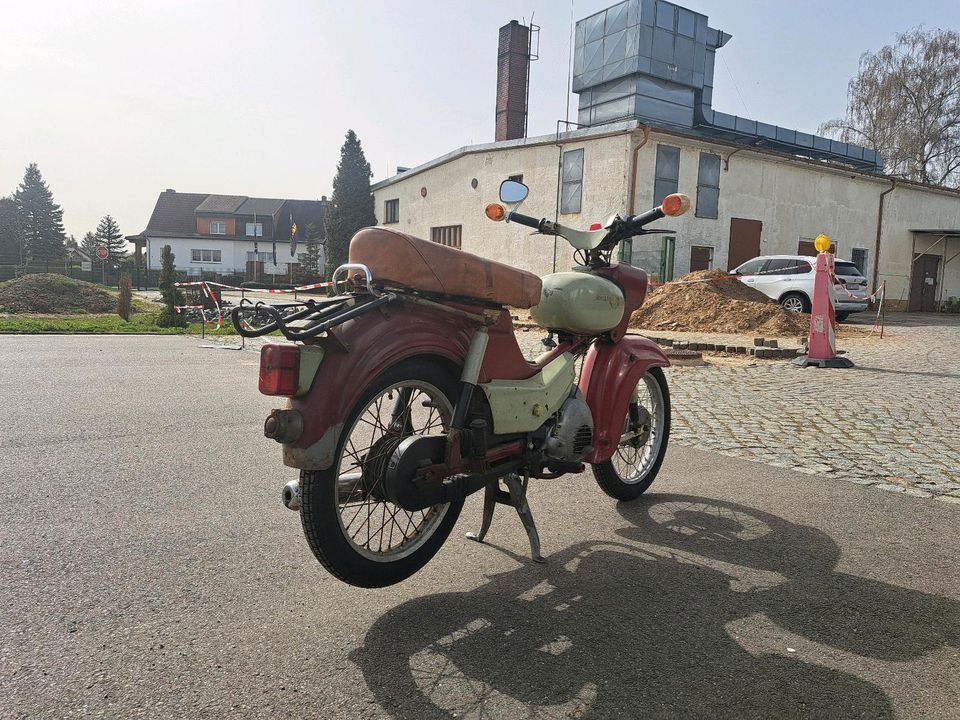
[234,180,690,587]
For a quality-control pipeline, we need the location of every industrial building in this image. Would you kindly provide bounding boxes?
[372,0,960,311]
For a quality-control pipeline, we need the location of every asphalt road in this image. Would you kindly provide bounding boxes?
[1,336,958,719]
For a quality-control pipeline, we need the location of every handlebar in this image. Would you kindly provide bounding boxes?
[506,210,544,231]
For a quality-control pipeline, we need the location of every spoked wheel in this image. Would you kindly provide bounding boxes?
[592,367,670,501]
[299,358,463,588]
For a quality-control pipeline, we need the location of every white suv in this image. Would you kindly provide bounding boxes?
[731,255,870,320]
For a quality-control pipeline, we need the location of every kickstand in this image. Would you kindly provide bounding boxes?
[466,473,544,563]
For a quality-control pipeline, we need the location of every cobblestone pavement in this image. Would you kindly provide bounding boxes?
[659,314,960,504]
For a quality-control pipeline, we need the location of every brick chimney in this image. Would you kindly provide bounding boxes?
[495,20,531,142]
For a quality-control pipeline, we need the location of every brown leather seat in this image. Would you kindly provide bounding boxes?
[348,227,542,308]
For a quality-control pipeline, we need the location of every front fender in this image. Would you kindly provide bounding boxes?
[578,336,669,464]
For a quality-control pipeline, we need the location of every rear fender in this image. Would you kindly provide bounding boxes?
[578,336,669,464]
[281,303,474,470]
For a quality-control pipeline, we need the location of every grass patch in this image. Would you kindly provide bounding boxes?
[0,312,240,335]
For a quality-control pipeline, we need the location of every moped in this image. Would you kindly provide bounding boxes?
[234,180,690,587]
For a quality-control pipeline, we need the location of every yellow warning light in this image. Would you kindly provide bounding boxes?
[814,234,832,253]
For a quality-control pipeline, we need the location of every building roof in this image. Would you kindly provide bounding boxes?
[237,197,285,216]
[142,190,210,236]
[195,194,246,214]
[134,189,330,240]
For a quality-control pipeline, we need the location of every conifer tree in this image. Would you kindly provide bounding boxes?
[14,163,66,262]
[297,223,324,282]
[80,231,99,260]
[0,196,23,266]
[324,130,376,279]
[95,214,126,262]
[156,245,184,327]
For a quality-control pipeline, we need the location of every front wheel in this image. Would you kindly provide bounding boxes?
[299,357,463,588]
[592,367,671,501]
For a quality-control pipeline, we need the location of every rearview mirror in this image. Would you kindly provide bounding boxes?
[499,179,529,205]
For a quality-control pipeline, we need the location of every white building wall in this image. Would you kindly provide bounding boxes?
[144,236,302,276]
[373,126,960,308]
[374,132,634,278]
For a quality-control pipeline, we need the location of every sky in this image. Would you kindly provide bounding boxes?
[2,0,959,242]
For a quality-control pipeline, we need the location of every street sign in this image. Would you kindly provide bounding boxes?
[95,244,108,261]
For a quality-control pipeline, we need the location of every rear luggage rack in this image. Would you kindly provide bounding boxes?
[232,263,398,341]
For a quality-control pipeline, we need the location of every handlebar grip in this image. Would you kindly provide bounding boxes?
[624,206,665,231]
[506,211,543,230]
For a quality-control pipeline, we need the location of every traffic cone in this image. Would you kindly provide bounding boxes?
[794,234,854,368]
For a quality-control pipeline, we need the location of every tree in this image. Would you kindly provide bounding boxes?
[14,163,66,262]
[0,196,23,266]
[95,214,126,263]
[820,27,960,187]
[156,244,184,327]
[80,231,99,260]
[324,130,376,279]
[297,223,324,282]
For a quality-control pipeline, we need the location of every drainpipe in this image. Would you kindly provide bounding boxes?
[627,125,651,215]
[872,178,895,290]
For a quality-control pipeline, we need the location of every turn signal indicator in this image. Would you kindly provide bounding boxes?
[661,193,691,217]
[485,203,506,221]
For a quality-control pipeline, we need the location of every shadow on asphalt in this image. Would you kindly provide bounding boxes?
[353,494,960,719]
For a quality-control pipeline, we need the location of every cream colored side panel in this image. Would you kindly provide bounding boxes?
[479,353,575,434]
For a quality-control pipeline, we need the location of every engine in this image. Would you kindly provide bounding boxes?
[543,388,594,463]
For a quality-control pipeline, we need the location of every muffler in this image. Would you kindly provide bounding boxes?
[282,479,301,511]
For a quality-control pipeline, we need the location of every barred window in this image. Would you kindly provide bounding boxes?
[384,198,399,224]
[430,225,462,249]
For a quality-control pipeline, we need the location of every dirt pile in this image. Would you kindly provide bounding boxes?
[0,274,117,314]
[630,268,809,336]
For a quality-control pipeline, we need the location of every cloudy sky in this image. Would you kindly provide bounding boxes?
[2,0,958,241]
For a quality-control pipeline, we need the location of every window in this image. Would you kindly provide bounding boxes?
[508,173,524,184]
[191,249,222,263]
[850,248,869,276]
[247,251,274,262]
[653,145,680,206]
[689,245,714,272]
[734,258,766,275]
[209,221,226,235]
[560,149,584,214]
[246,222,263,237]
[762,258,810,275]
[695,153,721,219]
[798,237,836,255]
[384,198,399,224]
[835,261,865,278]
[430,225,462,249]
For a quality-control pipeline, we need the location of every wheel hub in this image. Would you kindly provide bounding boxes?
[360,433,405,501]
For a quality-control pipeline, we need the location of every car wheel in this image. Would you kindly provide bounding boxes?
[780,293,810,313]
[835,312,849,322]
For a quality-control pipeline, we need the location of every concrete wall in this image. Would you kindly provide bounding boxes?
[372,126,960,307]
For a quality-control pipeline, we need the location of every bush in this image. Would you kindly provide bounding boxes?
[156,245,185,327]
[117,273,132,320]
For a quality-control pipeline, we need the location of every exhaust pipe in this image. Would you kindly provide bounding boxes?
[282,480,301,511]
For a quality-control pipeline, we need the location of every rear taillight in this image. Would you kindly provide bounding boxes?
[259,344,300,396]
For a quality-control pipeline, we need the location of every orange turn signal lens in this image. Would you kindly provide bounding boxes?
[485,203,506,221]
[661,193,691,217]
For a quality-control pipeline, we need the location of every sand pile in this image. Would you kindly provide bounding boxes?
[630,268,809,336]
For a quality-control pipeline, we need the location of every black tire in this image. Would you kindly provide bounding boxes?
[299,357,464,588]
[780,292,810,314]
[835,312,849,322]
[592,367,671,501]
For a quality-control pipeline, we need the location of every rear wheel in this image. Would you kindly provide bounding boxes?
[299,358,463,588]
[835,312,849,322]
[592,367,670,501]
[780,292,810,313]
